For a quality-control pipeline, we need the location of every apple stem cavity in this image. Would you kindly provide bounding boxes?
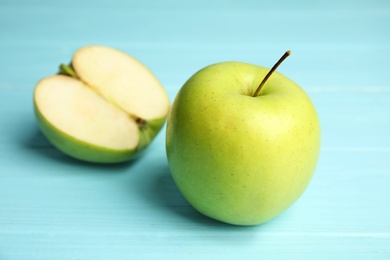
[252,50,291,97]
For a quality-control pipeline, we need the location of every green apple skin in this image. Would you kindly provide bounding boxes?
[166,62,320,226]
[34,101,167,163]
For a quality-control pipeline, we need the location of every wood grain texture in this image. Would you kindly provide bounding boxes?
[1,0,389,259]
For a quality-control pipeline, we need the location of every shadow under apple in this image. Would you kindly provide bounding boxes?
[23,126,139,173]
[135,160,296,232]
[134,161,263,230]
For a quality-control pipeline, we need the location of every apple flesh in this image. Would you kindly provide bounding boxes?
[166,55,320,225]
[34,45,170,163]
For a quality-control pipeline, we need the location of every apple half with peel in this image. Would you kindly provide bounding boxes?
[166,51,321,225]
[34,45,170,163]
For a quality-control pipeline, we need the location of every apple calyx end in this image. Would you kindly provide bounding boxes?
[135,117,148,130]
[252,50,291,97]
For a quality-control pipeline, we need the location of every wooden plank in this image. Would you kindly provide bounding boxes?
[0,0,389,259]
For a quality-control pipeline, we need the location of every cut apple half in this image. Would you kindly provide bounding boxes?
[34,45,170,163]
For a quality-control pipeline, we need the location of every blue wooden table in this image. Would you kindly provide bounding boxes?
[1,0,389,259]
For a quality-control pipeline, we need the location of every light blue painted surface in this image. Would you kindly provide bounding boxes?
[1,0,389,259]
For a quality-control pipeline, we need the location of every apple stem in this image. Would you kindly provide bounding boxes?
[58,63,79,79]
[252,50,291,97]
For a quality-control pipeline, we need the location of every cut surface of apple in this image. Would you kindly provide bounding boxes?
[34,45,170,163]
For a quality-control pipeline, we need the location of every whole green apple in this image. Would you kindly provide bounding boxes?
[166,51,320,225]
[34,45,170,163]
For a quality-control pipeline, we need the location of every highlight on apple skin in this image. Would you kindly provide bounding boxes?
[166,51,321,225]
[34,45,170,163]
